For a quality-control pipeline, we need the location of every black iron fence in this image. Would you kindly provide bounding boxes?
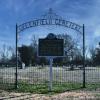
[0,64,100,92]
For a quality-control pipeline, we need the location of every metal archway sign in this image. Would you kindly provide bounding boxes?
[17,9,83,34]
[15,8,85,89]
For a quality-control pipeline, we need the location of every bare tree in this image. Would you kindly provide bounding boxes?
[57,34,79,61]
[30,35,37,50]
[0,44,9,62]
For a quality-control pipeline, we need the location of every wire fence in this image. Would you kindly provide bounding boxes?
[0,64,100,92]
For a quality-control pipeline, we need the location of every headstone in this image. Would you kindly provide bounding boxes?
[22,62,25,69]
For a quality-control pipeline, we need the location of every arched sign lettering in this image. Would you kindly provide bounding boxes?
[17,8,82,34]
[18,19,82,33]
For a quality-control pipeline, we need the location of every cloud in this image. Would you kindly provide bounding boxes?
[94,26,100,37]
[0,0,100,49]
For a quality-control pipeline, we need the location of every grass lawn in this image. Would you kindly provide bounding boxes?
[1,82,100,94]
[16,82,82,94]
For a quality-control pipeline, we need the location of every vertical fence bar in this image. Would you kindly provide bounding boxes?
[83,24,86,88]
[15,24,18,89]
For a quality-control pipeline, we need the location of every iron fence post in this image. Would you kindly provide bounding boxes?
[83,24,86,88]
[15,24,18,89]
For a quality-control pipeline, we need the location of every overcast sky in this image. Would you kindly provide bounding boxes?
[0,0,100,49]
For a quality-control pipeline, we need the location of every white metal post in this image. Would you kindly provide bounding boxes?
[49,57,53,91]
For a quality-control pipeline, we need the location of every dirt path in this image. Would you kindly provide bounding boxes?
[0,90,100,100]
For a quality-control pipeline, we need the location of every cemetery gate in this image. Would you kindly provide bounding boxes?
[0,9,87,92]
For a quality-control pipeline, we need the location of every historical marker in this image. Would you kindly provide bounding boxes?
[38,33,64,57]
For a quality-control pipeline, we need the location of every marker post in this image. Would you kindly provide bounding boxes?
[49,57,53,92]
